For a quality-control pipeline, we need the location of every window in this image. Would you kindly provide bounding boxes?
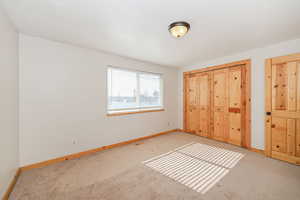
[107,67,163,115]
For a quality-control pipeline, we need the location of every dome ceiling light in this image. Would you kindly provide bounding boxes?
[168,21,190,38]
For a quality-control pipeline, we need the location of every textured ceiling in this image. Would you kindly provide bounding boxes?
[2,0,300,67]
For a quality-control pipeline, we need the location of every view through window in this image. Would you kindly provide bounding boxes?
[107,67,163,113]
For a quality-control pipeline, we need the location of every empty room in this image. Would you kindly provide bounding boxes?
[1,0,300,199]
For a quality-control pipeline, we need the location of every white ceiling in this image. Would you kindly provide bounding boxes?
[2,0,300,67]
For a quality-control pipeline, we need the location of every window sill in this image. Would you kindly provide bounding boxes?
[107,108,165,117]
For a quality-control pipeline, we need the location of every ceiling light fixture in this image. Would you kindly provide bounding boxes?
[168,21,190,38]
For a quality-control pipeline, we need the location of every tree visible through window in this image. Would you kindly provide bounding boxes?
[107,67,163,113]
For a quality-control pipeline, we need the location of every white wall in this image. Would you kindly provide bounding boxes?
[179,38,300,150]
[9,19,300,170]
[0,6,19,198]
[19,34,179,166]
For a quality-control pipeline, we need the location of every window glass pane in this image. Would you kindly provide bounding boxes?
[139,73,161,108]
[108,68,138,110]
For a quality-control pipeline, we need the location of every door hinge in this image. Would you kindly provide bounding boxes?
[266,112,271,116]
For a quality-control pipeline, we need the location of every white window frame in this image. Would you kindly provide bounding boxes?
[107,66,164,114]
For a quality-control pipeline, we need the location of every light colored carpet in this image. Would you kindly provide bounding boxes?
[10,132,300,200]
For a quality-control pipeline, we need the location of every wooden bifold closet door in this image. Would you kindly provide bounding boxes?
[184,60,251,148]
[185,72,210,137]
[265,53,300,165]
[211,68,229,142]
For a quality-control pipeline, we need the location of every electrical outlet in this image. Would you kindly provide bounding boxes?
[168,122,171,126]
[72,139,77,145]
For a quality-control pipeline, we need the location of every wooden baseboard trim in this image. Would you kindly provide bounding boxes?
[2,169,21,200]
[180,129,194,134]
[107,109,165,117]
[271,151,300,165]
[180,131,266,156]
[20,129,179,172]
[249,147,265,155]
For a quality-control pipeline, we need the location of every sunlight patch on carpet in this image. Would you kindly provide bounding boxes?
[143,143,244,194]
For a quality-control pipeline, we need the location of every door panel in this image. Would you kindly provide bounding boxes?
[287,119,296,156]
[198,73,210,137]
[228,67,242,146]
[213,71,227,107]
[199,105,209,137]
[287,62,297,111]
[265,53,300,165]
[185,73,210,136]
[272,64,288,111]
[296,120,300,157]
[228,113,241,146]
[297,62,300,111]
[271,117,287,153]
[229,68,242,108]
[212,69,228,142]
[213,111,226,141]
[186,75,200,133]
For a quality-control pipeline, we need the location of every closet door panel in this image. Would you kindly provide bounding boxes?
[212,69,229,142]
[296,120,300,157]
[186,75,200,133]
[229,113,241,146]
[199,73,210,137]
[229,68,242,108]
[228,67,242,146]
[213,111,226,141]
[287,119,296,156]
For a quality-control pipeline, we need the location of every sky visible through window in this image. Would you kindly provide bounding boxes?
[108,68,162,111]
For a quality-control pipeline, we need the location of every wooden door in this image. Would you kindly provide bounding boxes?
[185,73,211,136]
[265,53,300,165]
[211,69,229,142]
[228,66,243,146]
[184,59,251,149]
[198,72,211,137]
[185,74,200,133]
